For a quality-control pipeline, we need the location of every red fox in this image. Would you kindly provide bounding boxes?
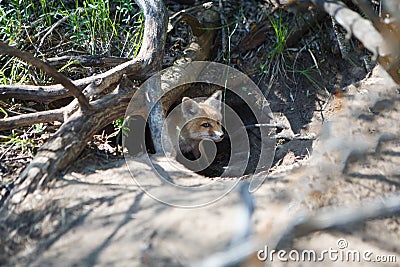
[167,91,224,161]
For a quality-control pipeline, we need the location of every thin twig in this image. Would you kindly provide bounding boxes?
[245,123,288,129]
[0,143,14,161]
[35,16,69,57]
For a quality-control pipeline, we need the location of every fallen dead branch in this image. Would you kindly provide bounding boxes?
[21,75,137,194]
[0,84,70,103]
[0,42,91,111]
[286,0,400,83]
[0,0,220,197]
[0,0,168,195]
[0,108,65,130]
[46,55,130,68]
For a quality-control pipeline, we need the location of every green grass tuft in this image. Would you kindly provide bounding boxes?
[0,0,144,85]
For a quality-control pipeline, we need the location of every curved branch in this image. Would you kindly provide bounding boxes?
[0,42,92,111]
[35,16,69,56]
[0,54,160,103]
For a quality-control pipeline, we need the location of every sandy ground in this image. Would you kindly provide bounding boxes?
[0,65,398,267]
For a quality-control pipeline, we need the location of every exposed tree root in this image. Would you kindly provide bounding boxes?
[0,0,221,198]
[1,0,168,195]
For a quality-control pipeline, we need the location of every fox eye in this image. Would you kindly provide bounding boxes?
[201,122,210,128]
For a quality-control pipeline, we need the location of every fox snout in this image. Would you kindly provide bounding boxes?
[200,121,224,142]
[210,131,224,142]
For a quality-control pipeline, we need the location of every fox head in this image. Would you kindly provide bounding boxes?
[180,91,224,142]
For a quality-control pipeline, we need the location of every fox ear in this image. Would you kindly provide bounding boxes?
[182,97,200,117]
[205,91,222,111]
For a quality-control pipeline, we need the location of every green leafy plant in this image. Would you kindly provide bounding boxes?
[112,117,130,155]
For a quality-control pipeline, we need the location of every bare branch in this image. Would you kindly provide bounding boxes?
[0,109,65,130]
[0,84,69,103]
[0,56,154,104]
[310,0,390,56]
[168,1,214,32]
[46,55,130,68]
[0,42,92,111]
